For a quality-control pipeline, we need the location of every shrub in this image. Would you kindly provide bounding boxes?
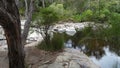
[37,33,64,51]
[40,7,60,25]
[49,3,76,21]
[51,33,64,51]
[72,14,82,22]
[81,9,93,22]
[106,13,120,45]
[91,8,111,23]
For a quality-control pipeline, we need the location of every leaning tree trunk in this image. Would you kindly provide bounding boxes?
[22,0,34,45]
[0,0,25,68]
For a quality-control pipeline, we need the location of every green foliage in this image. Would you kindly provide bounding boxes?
[88,12,120,45]
[19,7,25,16]
[32,0,120,51]
[81,10,93,21]
[33,3,69,25]
[62,9,74,21]
[108,0,120,13]
[91,8,111,23]
[34,3,67,51]
[82,26,93,37]
[63,0,88,13]
[37,40,49,51]
[40,7,59,25]
[49,3,74,21]
[49,3,64,16]
[105,13,120,45]
[37,33,64,51]
[51,33,64,51]
[72,14,82,22]
[72,10,93,22]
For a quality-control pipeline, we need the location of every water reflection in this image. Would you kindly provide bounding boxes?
[79,39,106,59]
[56,30,120,68]
[63,31,107,59]
[90,46,120,68]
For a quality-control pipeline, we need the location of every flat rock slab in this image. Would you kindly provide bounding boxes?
[39,48,100,68]
[0,42,100,68]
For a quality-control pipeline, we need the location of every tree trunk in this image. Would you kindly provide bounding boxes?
[42,0,45,8]
[15,0,19,7]
[0,0,25,68]
[25,0,28,17]
[22,0,34,45]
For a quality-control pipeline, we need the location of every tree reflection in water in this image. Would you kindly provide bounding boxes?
[57,30,120,60]
[53,27,120,68]
[61,30,106,59]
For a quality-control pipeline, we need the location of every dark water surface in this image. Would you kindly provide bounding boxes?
[65,39,120,68]
[57,31,120,68]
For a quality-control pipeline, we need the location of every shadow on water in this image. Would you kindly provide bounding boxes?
[54,28,120,68]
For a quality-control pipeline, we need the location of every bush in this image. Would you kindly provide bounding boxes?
[34,3,67,51]
[40,7,60,25]
[72,14,82,22]
[71,10,93,22]
[49,3,64,16]
[49,3,74,21]
[106,13,120,45]
[81,9,93,22]
[91,8,111,23]
[37,33,64,51]
[51,33,64,51]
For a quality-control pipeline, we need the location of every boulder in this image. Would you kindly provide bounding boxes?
[39,48,100,68]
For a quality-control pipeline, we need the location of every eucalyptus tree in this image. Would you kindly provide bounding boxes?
[0,0,25,68]
[22,0,34,45]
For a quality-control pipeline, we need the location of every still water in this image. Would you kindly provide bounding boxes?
[65,39,120,68]
[90,46,120,68]
[60,31,120,68]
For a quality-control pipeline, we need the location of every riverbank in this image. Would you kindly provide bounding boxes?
[38,48,100,68]
[0,42,100,68]
[0,22,101,68]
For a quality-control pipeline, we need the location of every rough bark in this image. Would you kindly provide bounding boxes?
[0,0,25,68]
[22,0,34,45]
